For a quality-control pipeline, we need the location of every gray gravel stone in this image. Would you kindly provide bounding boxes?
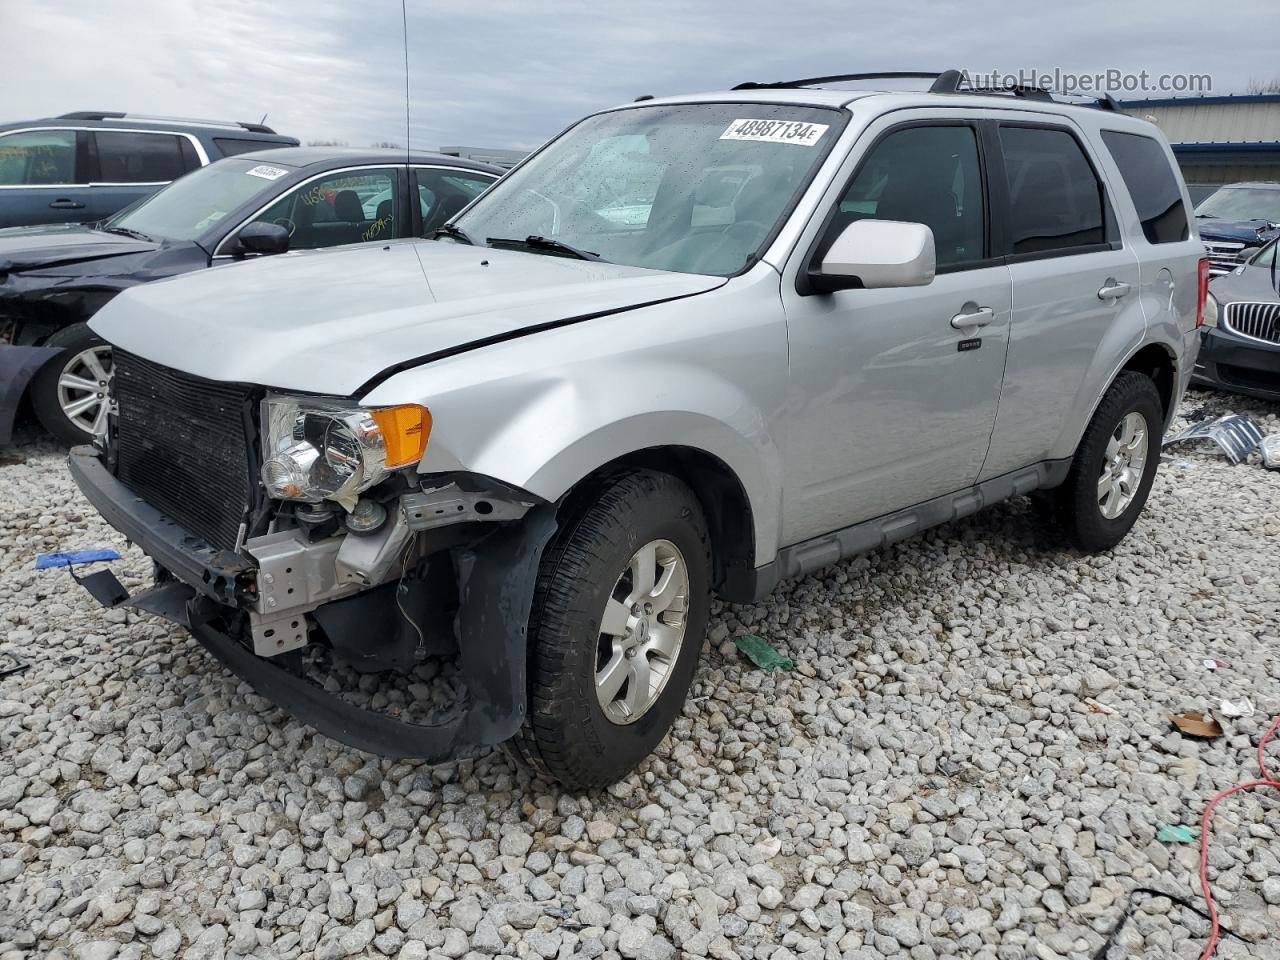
[1,390,1277,960]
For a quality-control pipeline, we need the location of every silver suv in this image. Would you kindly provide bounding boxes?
[69,72,1206,789]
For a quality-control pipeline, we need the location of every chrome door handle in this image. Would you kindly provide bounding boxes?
[950,305,994,329]
[1097,279,1131,300]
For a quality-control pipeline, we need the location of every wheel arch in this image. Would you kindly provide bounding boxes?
[1118,340,1178,425]
[547,444,761,603]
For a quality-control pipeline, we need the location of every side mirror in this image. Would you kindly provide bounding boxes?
[807,219,936,293]
[233,221,290,257]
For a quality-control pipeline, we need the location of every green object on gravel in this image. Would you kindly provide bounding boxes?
[1156,825,1199,843]
[734,634,794,672]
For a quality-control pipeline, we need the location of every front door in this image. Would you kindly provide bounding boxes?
[779,118,1011,545]
[0,129,92,227]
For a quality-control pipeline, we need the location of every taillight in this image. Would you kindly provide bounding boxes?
[1195,257,1210,327]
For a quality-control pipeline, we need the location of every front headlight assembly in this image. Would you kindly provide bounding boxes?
[1203,292,1220,329]
[260,395,431,510]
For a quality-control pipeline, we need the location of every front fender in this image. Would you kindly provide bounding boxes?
[0,345,61,445]
[361,268,788,565]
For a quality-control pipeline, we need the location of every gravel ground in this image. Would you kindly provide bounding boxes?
[1,387,1278,960]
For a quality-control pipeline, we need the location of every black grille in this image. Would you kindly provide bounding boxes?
[113,351,255,552]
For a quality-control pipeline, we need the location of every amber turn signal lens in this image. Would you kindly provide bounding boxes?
[371,404,431,468]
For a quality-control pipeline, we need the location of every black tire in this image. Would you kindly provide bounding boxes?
[507,470,712,790]
[30,323,112,445]
[1050,372,1164,552]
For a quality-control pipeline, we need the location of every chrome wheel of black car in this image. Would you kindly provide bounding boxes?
[30,322,114,445]
[56,345,114,438]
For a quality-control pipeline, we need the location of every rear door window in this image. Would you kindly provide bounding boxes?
[0,129,80,185]
[94,131,188,183]
[1100,131,1189,244]
[999,126,1106,256]
[416,168,497,234]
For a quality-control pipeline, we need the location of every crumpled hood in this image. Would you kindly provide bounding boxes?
[1199,219,1278,245]
[91,239,725,395]
[0,223,158,273]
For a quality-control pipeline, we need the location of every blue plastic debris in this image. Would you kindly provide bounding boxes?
[35,549,122,569]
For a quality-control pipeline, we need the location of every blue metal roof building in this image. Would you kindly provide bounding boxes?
[1118,93,1280,200]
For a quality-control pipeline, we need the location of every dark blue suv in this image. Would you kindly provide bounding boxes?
[1195,181,1280,276]
[0,112,298,228]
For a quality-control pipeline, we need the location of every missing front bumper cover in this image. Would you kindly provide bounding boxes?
[68,440,559,761]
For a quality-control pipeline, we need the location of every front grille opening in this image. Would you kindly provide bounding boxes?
[1224,301,1280,345]
[112,351,256,552]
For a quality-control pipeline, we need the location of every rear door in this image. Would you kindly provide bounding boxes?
[978,119,1145,480]
[84,130,195,223]
[1095,129,1203,373]
[0,128,93,227]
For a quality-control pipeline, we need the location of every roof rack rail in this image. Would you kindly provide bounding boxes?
[732,71,945,91]
[56,111,279,134]
[730,70,1124,111]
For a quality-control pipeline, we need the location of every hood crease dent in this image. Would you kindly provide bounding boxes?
[89,240,726,396]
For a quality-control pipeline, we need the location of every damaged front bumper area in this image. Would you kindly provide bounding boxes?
[67,446,556,761]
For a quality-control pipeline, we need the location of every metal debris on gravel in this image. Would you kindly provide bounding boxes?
[1,388,1278,960]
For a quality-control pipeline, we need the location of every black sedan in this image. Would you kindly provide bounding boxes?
[1197,238,1280,403]
[0,147,500,443]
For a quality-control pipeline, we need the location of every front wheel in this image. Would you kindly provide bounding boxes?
[1049,372,1164,552]
[30,324,113,445]
[508,470,711,790]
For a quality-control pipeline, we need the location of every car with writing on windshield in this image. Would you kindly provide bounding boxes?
[0,147,500,444]
[67,71,1204,790]
[1195,181,1280,276]
[0,111,300,229]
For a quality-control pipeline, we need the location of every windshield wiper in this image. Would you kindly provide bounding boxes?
[431,223,476,245]
[101,225,153,241]
[486,235,604,262]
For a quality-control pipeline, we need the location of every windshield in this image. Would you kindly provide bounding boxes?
[1249,237,1278,269]
[107,159,292,242]
[1194,186,1280,222]
[453,103,846,276]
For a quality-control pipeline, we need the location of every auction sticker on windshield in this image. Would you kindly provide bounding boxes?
[720,119,829,146]
[246,165,289,180]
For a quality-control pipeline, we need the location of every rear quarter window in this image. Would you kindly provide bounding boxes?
[1100,130,1189,244]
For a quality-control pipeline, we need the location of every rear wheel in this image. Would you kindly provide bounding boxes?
[30,323,113,445]
[1049,372,1163,552]
[508,470,711,790]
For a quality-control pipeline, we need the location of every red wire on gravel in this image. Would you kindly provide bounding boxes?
[1198,713,1280,959]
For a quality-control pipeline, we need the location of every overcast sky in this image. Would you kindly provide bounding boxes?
[1,1,1273,152]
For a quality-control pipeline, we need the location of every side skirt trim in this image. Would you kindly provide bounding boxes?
[724,459,1071,603]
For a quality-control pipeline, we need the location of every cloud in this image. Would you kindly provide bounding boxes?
[0,0,1267,153]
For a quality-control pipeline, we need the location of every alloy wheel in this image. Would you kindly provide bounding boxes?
[55,345,114,437]
[595,538,690,725]
[1097,411,1148,520]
